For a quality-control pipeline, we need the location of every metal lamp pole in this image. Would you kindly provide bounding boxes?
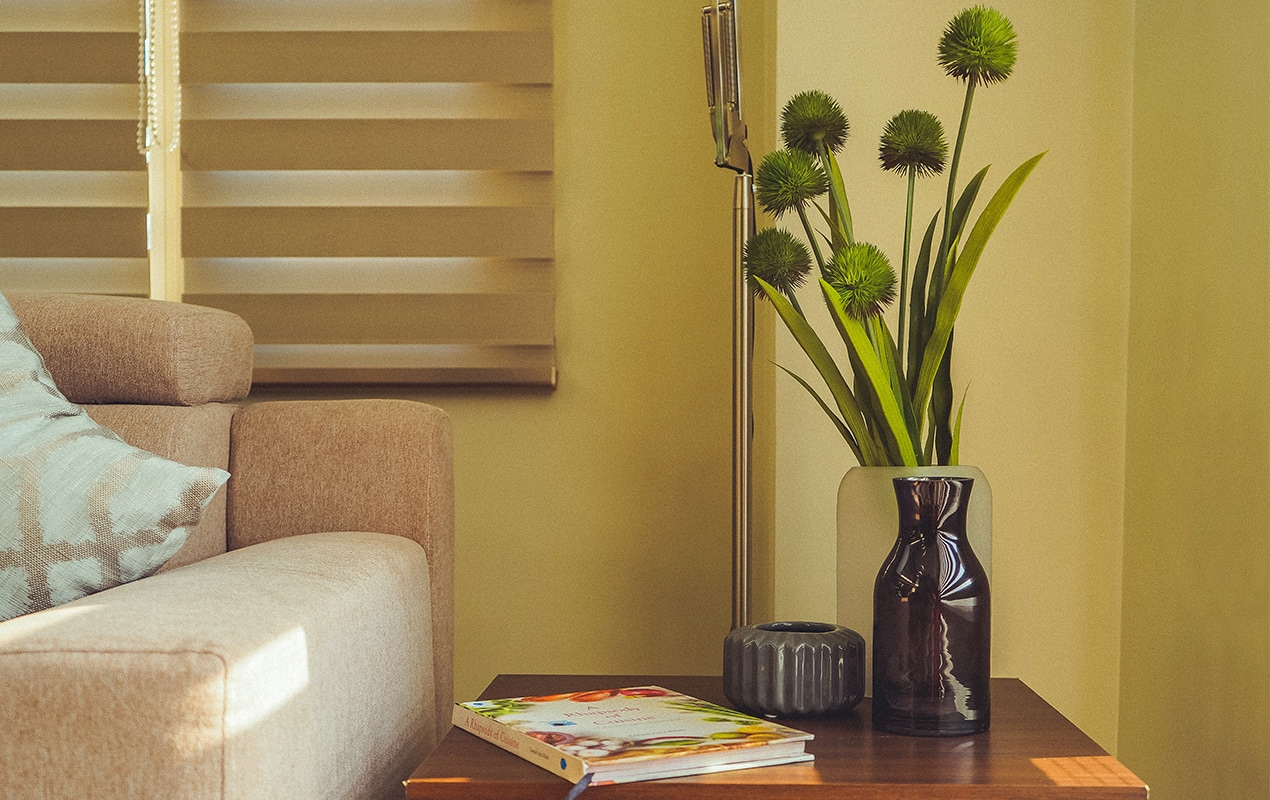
[701,0,754,629]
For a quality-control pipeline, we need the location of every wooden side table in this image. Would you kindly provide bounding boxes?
[406,674,1147,799]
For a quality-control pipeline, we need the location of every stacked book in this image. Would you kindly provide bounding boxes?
[453,685,813,788]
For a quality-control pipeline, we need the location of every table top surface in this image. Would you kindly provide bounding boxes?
[406,674,1148,800]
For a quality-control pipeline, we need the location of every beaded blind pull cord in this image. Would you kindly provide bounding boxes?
[136,0,181,155]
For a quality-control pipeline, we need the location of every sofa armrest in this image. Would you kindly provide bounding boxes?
[227,399,454,744]
[0,532,434,800]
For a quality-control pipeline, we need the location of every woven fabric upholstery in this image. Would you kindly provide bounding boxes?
[7,293,253,406]
[85,404,236,570]
[0,295,230,622]
[0,293,454,799]
[228,399,455,745]
[0,532,435,800]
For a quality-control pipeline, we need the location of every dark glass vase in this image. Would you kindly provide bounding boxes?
[872,476,990,736]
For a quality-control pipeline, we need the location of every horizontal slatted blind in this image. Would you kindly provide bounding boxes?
[0,3,148,295]
[181,0,556,386]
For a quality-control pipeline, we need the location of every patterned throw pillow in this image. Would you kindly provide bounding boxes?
[0,293,230,622]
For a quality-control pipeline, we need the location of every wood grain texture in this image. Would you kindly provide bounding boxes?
[183,31,552,84]
[0,33,136,83]
[405,675,1148,800]
[0,121,143,171]
[186,293,554,345]
[0,208,146,257]
[182,206,552,259]
[181,119,552,171]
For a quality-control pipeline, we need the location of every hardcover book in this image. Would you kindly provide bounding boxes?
[452,685,814,786]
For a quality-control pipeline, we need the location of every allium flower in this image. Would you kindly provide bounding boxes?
[937,6,1017,85]
[781,90,850,155]
[825,243,896,319]
[744,228,813,298]
[754,149,829,218]
[879,110,948,178]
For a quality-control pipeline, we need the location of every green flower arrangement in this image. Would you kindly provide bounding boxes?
[744,5,1044,468]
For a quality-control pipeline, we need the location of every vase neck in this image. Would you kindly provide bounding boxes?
[893,476,973,539]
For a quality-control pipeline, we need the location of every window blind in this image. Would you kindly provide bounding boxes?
[180,0,556,385]
[0,1,148,295]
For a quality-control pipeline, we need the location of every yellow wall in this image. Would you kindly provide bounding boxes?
[242,4,1270,795]
[1121,1,1270,797]
[255,0,771,703]
[767,2,1270,794]
[770,0,1134,750]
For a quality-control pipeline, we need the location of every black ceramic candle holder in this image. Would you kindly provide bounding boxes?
[723,621,865,717]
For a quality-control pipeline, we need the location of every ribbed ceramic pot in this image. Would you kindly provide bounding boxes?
[723,621,864,717]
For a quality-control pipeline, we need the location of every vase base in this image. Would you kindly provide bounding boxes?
[872,713,989,737]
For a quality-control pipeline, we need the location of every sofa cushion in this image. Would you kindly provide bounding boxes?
[0,532,434,800]
[0,293,230,622]
[85,404,236,571]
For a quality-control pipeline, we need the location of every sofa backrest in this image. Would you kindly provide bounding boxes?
[7,292,253,406]
[85,403,238,569]
[9,292,254,568]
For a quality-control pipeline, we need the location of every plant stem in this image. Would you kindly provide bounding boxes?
[935,77,977,301]
[796,203,826,270]
[786,290,805,318]
[898,168,915,371]
[925,77,975,458]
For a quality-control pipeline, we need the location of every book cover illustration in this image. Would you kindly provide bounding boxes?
[456,685,812,780]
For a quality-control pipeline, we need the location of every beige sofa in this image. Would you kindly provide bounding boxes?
[0,293,454,800]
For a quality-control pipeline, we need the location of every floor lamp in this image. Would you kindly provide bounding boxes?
[701,0,755,629]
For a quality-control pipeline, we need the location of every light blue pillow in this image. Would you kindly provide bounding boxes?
[0,292,230,621]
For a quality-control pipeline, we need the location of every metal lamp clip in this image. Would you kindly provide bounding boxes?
[701,1,750,174]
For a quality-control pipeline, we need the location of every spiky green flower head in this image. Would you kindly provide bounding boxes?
[781,90,850,155]
[755,149,829,218]
[938,6,1017,85]
[825,242,896,319]
[878,110,948,178]
[744,227,812,298]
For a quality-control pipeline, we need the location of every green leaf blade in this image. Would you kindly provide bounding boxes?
[819,279,919,466]
[913,151,1045,422]
[906,211,941,394]
[777,365,864,465]
[756,276,881,466]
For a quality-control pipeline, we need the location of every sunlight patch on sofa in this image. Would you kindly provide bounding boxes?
[0,603,98,645]
[224,626,311,735]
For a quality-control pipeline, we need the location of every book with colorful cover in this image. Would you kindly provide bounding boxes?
[452,685,814,786]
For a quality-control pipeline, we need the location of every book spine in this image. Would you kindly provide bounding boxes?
[451,705,587,784]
